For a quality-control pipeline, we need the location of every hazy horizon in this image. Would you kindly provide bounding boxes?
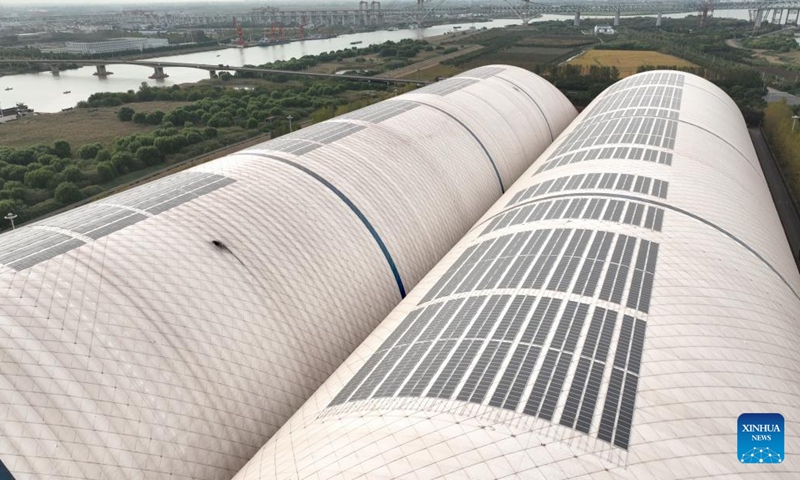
[5,0,422,7]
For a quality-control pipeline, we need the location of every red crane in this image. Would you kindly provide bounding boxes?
[233,17,245,46]
[300,15,307,40]
[270,22,285,42]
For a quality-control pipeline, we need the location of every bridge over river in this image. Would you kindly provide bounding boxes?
[0,59,430,85]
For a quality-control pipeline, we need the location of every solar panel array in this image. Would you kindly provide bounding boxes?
[260,122,366,156]
[0,172,235,271]
[338,100,419,123]
[508,173,669,207]
[481,197,664,235]
[415,78,480,96]
[328,225,660,450]
[456,66,506,80]
[536,145,673,173]
[325,71,681,452]
[536,71,683,174]
[550,116,678,159]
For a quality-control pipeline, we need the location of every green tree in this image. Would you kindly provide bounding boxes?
[95,150,111,162]
[111,152,136,174]
[146,110,165,125]
[203,127,218,138]
[54,182,83,204]
[62,165,84,183]
[133,112,148,124]
[136,146,163,166]
[24,168,54,189]
[76,143,102,160]
[154,136,182,155]
[117,107,135,122]
[52,140,71,159]
[246,118,259,129]
[96,163,116,183]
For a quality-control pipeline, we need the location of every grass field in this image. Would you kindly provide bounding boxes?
[0,101,190,149]
[399,63,463,81]
[568,50,697,77]
[460,46,572,71]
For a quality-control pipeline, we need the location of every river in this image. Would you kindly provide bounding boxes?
[0,10,751,113]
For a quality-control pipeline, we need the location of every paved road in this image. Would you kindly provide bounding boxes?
[749,127,800,267]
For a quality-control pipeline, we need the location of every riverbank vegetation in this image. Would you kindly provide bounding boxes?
[763,101,800,207]
[0,77,399,228]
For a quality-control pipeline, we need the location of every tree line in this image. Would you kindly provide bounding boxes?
[0,76,392,229]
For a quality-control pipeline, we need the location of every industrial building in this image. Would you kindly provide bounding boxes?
[61,37,169,54]
[0,66,575,480]
[230,71,800,479]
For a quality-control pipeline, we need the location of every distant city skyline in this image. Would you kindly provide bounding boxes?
[5,0,389,8]
[6,0,427,7]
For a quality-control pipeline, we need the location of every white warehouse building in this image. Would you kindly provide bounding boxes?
[0,66,576,480]
[62,37,169,54]
[231,71,800,479]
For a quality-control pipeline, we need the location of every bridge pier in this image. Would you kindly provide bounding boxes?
[93,64,112,77]
[573,11,580,27]
[614,11,620,27]
[50,64,59,76]
[773,8,781,25]
[149,66,169,80]
[753,9,764,29]
[209,70,217,79]
[656,12,662,27]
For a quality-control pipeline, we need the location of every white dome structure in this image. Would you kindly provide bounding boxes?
[0,66,576,480]
[231,71,800,479]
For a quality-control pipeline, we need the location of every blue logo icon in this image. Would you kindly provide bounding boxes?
[738,413,784,464]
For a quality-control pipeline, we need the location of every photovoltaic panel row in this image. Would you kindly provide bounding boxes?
[523,301,589,420]
[536,145,672,174]
[626,240,659,314]
[560,307,618,434]
[415,78,480,96]
[110,171,235,213]
[0,228,85,271]
[41,204,137,236]
[605,71,684,96]
[339,100,419,123]
[294,121,366,145]
[582,106,679,129]
[599,234,637,307]
[482,197,664,235]
[508,173,669,207]
[456,66,505,80]
[591,85,683,117]
[489,297,560,411]
[327,227,660,450]
[422,226,654,315]
[419,229,583,303]
[551,116,678,158]
[0,172,236,271]
[598,314,647,449]
[261,137,320,156]
[330,293,562,410]
[328,293,644,449]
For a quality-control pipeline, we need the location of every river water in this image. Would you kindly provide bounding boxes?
[0,10,750,113]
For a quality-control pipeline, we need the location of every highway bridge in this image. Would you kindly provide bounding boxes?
[0,59,431,85]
